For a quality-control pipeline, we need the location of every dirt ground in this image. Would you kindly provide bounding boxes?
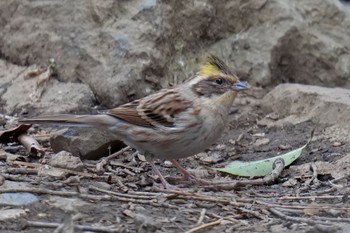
[1,89,350,233]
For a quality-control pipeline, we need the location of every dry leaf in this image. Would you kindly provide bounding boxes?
[0,124,32,143]
[0,124,44,156]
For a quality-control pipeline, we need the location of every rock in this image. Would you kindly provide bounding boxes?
[47,196,89,212]
[0,60,25,111]
[197,151,223,164]
[163,160,173,168]
[261,84,350,130]
[0,0,173,109]
[50,127,125,160]
[1,181,31,189]
[214,144,226,151]
[38,166,67,178]
[270,25,350,87]
[1,0,350,116]
[48,151,84,171]
[253,138,270,147]
[342,224,350,233]
[282,178,298,187]
[0,193,39,206]
[253,132,265,137]
[0,209,27,221]
[0,60,96,115]
[211,0,350,87]
[279,144,292,150]
[333,142,342,147]
[288,153,350,180]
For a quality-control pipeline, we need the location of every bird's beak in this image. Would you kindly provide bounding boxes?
[232,80,249,91]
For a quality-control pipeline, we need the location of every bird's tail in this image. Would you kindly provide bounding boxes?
[19,114,118,127]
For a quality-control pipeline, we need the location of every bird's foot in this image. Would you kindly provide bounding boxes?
[170,159,209,184]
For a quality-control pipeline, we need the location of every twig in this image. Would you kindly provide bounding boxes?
[278,195,343,201]
[9,161,41,168]
[299,163,320,194]
[308,186,338,195]
[128,190,164,196]
[197,209,206,225]
[237,207,266,220]
[0,186,170,207]
[0,174,5,186]
[96,146,130,172]
[312,216,350,223]
[156,189,255,211]
[89,185,162,200]
[26,220,123,233]
[310,163,320,187]
[17,133,45,156]
[4,167,38,175]
[0,151,16,160]
[332,174,350,183]
[109,160,142,172]
[185,219,221,233]
[1,174,38,183]
[256,200,350,211]
[268,208,339,226]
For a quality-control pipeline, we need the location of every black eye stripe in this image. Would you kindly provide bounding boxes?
[192,77,231,97]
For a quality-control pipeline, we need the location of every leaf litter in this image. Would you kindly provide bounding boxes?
[0,93,350,232]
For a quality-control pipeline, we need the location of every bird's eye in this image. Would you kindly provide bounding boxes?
[215,78,224,85]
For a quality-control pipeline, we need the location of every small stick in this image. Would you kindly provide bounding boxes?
[278,195,343,201]
[89,185,161,200]
[185,219,221,233]
[197,208,206,225]
[268,208,340,226]
[17,134,45,156]
[26,220,122,233]
[96,146,130,172]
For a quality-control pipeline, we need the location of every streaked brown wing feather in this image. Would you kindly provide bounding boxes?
[107,100,153,127]
[107,89,192,128]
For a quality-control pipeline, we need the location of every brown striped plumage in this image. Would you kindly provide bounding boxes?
[20,55,248,189]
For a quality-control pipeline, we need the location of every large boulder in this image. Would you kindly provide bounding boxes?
[260,83,350,143]
[0,0,349,115]
[0,60,95,115]
[211,0,350,87]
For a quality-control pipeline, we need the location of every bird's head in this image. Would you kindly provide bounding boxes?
[190,55,248,97]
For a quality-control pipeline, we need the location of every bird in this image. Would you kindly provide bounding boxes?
[20,55,248,189]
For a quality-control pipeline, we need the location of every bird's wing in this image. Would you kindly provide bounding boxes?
[107,89,193,128]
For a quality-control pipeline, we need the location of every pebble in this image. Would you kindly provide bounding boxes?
[0,209,27,221]
[253,138,270,147]
[332,142,342,147]
[214,144,226,151]
[163,160,173,167]
[253,132,265,137]
[228,139,236,145]
[48,151,84,171]
[279,144,292,150]
[199,151,223,164]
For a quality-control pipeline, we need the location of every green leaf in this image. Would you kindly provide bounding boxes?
[213,144,307,177]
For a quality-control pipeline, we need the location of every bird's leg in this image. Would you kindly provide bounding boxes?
[170,159,209,184]
[148,160,176,189]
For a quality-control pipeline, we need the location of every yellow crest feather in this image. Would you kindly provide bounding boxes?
[199,55,232,76]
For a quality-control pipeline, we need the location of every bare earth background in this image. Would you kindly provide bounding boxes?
[1,0,350,232]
